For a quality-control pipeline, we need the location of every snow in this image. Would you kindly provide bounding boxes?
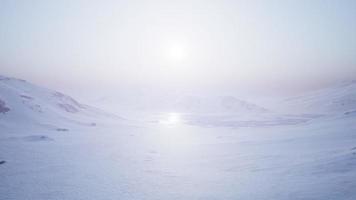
[0,76,122,131]
[1,75,356,199]
[282,80,356,114]
[94,90,269,115]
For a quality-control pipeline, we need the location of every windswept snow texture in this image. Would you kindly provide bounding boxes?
[1,76,356,200]
[284,80,356,114]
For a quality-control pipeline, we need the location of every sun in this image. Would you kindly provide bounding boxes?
[159,113,182,125]
[166,43,188,62]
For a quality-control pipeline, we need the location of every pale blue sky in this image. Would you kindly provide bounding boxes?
[1,0,356,95]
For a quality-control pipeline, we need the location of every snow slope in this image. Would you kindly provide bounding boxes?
[0,75,120,131]
[283,80,356,114]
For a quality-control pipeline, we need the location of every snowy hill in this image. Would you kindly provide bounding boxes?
[283,80,356,114]
[172,95,268,114]
[96,92,268,115]
[0,75,120,131]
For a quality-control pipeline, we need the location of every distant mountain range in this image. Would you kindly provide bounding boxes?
[95,92,269,114]
[1,74,355,131]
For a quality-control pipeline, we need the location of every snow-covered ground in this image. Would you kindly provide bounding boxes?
[1,75,356,199]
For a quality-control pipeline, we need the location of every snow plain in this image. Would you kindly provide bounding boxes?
[1,76,356,200]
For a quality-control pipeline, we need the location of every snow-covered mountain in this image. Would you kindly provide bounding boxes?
[283,80,356,114]
[0,75,119,131]
[171,95,268,113]
[96,92,268,114]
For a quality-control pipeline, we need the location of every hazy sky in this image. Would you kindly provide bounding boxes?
[1,0,356,96]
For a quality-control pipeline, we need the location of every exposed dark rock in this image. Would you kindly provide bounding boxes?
[23,135,54,142]
[345,110,356,115]
[20,94,33,100]
[0,99,10,114]
[54,92,85,110]
[0,160,6,165]
[58,103,79,113]
[56,128,69,132]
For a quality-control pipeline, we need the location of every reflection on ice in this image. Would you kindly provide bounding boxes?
[155,112,199,150]
[159,112,182,125]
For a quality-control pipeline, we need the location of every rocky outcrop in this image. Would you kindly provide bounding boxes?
[0,99,10,114]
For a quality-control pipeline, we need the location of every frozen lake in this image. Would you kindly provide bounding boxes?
[1,112,356,200]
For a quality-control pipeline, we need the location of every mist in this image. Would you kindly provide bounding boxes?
[1,0,356,98]
[2,1,356,200]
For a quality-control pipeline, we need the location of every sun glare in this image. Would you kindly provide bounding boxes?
[166,43,188,62]
[159,112,182,125]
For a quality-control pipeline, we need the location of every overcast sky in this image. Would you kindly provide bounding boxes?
[1,0,356,96]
